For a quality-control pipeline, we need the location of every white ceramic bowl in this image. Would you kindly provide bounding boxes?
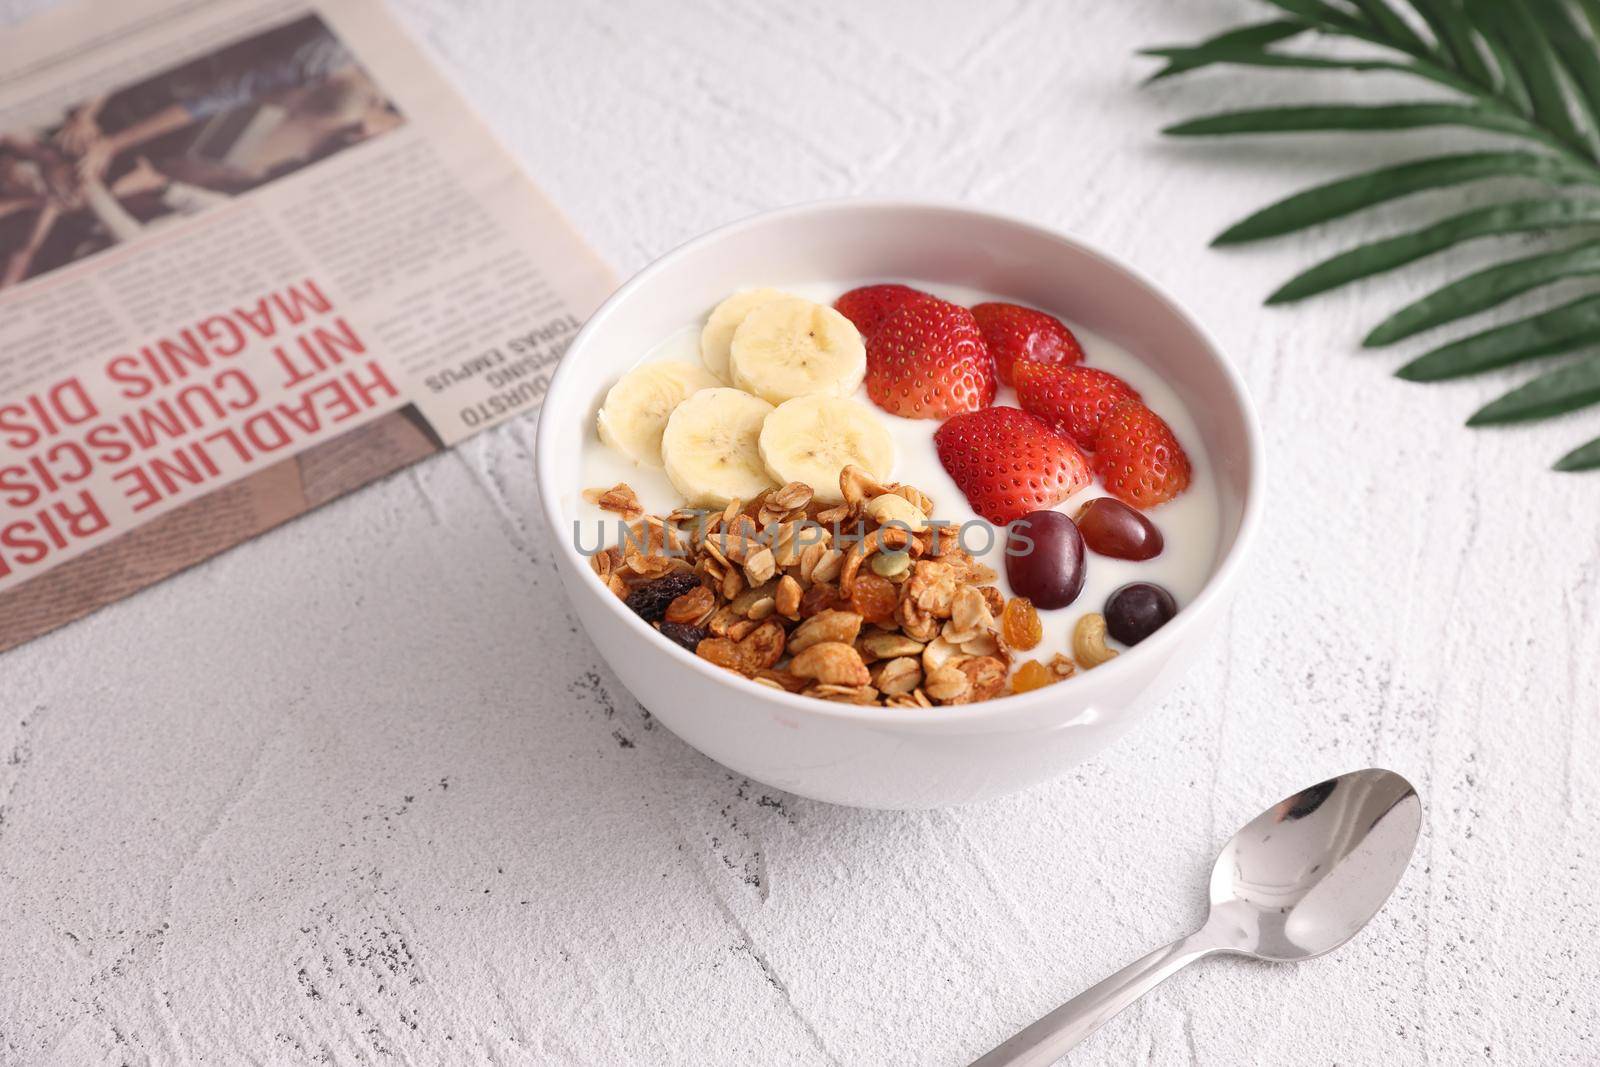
[535,200,1262,809]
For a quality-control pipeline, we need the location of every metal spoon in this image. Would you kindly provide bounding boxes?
[971,768,1422,1066]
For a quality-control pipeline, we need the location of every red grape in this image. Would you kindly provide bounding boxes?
[1004,510,1086,610]
[1077,498,1163,561]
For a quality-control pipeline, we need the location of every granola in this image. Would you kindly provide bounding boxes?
[588,465,1088,707]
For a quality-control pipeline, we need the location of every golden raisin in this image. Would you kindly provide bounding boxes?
[1010,659,1055,693]
[799,581,843,618]
[849,572,899,625]
[1001,597,1042,651]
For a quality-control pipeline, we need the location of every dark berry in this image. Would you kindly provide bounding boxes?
[657,621,708,653]
[1104,582,1177,646]
[623,573,701,622]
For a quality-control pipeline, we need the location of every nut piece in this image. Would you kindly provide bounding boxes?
[696,636,743,672]
[665,585,715,624]
[743,545,777,585]
[695,619,786,675]
[863,492,929,532]
[890,483,934,515]
[948,655,1006,704]
[870,548,911,579]
[840,464,889,505]
[840,528,908,595]
[775,575,802,619]
[924,664,971,702]
[859,630,925,660]
[584,483,644,520]
[1073,613,1119,669]
[790,642,871,686]
[808,547,845,585]
[740,620,786,669]
[906,560,958,618]
[768,481,814,512]
[885,688,934,709]
[896,597,942,642]
[754,668,808,693]
[945,585,996,642]
[804,683,879,705]
[922,635,963,673]
[873,656,922,696]
[789,609,864,654]
[731,580,777,616]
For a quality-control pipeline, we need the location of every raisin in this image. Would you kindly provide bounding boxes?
[657,621,708,653]
[799,581,842,617]
[849,572,899,625]
[1010,659,1055,693]
[624,572,702,622]
[1001,596,1043,651]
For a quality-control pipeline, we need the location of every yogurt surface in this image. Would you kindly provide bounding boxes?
[572,281,1222,665]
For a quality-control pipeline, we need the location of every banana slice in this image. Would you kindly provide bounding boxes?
[701,288,794,381]
[729,297,866,405]
[596,360,723,467]
[661,387,777,505]
[759,395,895,504]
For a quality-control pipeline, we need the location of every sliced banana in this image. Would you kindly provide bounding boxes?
[759,395,894,504]
[729,297,866,405]
[661,387,776,506]
[596,360,723,467]
[701,288,794,381]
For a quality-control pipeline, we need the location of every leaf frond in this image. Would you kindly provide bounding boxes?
[1396,293,1600,379]
[1468,351,1600,423]
[1149,0,1600,468]
[1214,152,1598,246]
[1268,198,1600,303]
[1365,240,1600,346]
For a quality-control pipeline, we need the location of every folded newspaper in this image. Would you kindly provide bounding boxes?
[0,0,615,651]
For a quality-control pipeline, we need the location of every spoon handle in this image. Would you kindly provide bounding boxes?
[969,930,1219,1066]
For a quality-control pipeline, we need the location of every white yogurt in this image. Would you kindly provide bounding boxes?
[575,282,1222,662]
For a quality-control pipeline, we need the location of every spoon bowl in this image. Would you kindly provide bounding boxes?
[972,768,1422,1066]
[1208,769,1422,962]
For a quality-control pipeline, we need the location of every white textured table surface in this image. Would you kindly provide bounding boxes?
[3,1,1598,1063]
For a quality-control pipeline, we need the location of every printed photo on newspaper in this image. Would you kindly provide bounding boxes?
[0,0,615,651]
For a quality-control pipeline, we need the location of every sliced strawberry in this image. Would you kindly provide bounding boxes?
[934,406,1091,525]
[1013,361,1142,451]
[834,284,938,340]
[1093,400,1192,508]
[866,300,997,419]
[971,302,1084,386]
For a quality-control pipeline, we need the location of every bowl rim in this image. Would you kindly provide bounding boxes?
[535,196,1265,726]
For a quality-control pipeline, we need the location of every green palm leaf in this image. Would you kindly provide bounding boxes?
[1529,0,1600,144]
[1468,352,1600,422]
[1269,198,1600,302]
[1261,0,1366,28]
[1365,240,1600,345]
[1407,0,1496,87]
[1148,0,1600,470]
[1555,435,1600,469]
[1146,20,1307,81]
[1468,0,1586,147]
[1395,293,1600,379]
[1164,102,1555,142]
[1213,152,1594,245]
[1480,31,1536,114]
[1138,46,1480,94]
[1355,0,1434,54]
